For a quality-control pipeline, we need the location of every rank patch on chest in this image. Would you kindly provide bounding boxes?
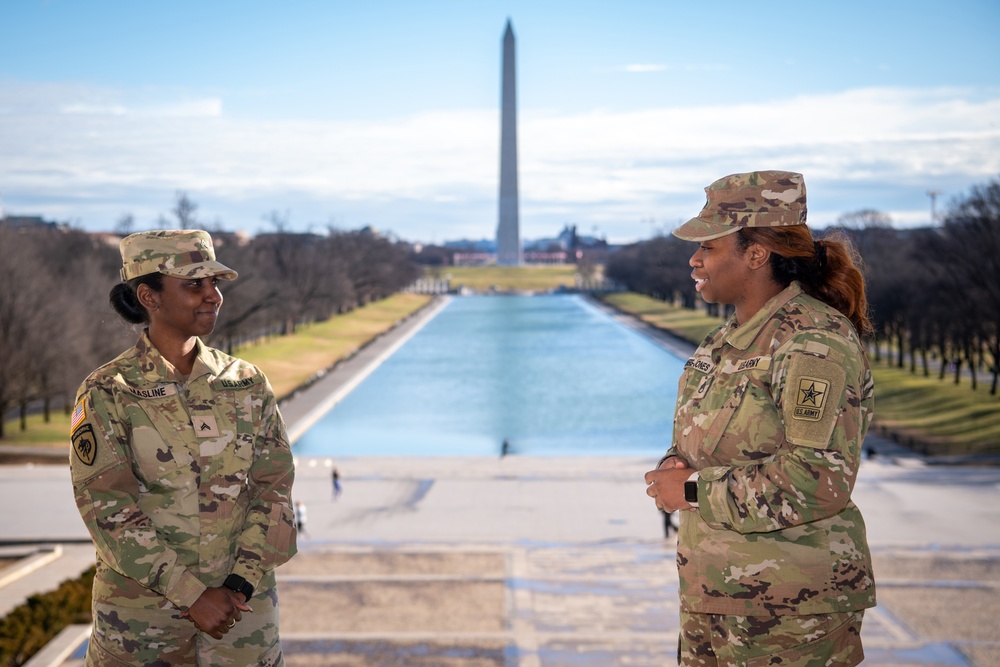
[693,374,714,399]
[793,377,830,421]
[192,415,221,437]
[72,424,97,466]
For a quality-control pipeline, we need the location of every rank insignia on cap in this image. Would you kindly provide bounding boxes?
[793,377,830,421]
[72,424,98,466]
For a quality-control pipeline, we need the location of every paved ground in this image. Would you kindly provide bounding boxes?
[2,296,999,666]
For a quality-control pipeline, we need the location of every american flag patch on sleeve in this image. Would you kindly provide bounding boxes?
[70,399,87,432]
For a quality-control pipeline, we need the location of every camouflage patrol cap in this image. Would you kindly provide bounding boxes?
[673,170,807,242]
[119,229,238,282]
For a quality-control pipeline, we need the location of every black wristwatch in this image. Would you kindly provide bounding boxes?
[223,574,254,601]
[684,474,699,507]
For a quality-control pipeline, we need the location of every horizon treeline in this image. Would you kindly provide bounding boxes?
[605,177,1000,395]
[0,224,420,437]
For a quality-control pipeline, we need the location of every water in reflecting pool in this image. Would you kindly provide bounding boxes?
[293,294,685,457]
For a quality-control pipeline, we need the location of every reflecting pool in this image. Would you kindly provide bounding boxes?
[293,294,686,457]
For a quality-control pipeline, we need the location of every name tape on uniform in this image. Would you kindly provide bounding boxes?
[126,384,178,399]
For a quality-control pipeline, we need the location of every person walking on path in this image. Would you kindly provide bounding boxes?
[294,500,309,538]
[644,171,876,666]
[69,229,298,666]
[661,509,678,538]
[331,467,342,500]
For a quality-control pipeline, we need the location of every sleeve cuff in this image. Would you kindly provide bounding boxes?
[694,466,733,528]
[164,571,208,611]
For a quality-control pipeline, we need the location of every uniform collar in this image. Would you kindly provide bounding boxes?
[134,331,224,384]
[722,282,803,351]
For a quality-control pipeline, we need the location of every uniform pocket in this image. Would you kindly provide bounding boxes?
[130,421,193,484]
[197,392,255,480]
[701,375,750,456]
[746,611,864,667]
[226,412,255,476]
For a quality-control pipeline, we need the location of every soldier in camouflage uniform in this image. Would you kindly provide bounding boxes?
[644,172,876,667]
[70,230,298,666]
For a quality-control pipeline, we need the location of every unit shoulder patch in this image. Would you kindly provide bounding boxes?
[792,376,830,421]
[783,355,846,448]
[72,424,98,466]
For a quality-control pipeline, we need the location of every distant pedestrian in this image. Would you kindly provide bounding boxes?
[662,509,677,538]
[501,439,510,457]
[331,467,342,500]
[295,500,308,538]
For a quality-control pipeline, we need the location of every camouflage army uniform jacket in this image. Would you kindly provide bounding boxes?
[70,332,297,611]
[665,282,875,616]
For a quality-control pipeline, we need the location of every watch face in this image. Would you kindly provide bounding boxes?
[684,481,698,503]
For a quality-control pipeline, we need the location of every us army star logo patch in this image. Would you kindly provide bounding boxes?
[72,424,97,466]
[793,377,830,421]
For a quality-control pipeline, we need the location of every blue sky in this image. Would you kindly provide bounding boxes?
[1,1,998,243]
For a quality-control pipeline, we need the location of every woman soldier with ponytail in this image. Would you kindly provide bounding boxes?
[70,230,297,666]
[644,172,876,667]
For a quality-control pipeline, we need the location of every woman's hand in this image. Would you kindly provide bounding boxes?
[644,456,694,513]
[181,587,251,639]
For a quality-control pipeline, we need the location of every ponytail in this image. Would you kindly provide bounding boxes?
[736,227,873,338]
[109,273,164,325]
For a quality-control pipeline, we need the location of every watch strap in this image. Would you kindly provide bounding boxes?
[223,574,255,601]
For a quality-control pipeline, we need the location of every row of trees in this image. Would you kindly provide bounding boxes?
[606,177,1000,395]
[0,220,419,437]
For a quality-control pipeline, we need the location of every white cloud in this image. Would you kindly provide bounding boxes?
[622,64,669,73]
[1,81,997,240]
[60,103,129,116]
[599,63,729,73]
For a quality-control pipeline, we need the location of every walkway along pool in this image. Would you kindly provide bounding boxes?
[292,294,687,457]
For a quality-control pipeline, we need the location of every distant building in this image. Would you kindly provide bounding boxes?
[0,214,61,230]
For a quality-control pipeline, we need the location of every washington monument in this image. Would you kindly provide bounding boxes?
[496,19,522,265]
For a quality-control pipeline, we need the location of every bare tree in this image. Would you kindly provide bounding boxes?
[172,191,199,230]
[115,213,135,236]
[936,179,1000,393]
[1,213,422,438]
[606,234,697,308]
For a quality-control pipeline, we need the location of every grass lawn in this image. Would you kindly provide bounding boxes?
[600,292,722,343]
[1,293,432,448]
[424,265,579,292]
[0,412,72,449]
[598,292,1000,456]
[235,293,432,399]
[866,360,1000,456]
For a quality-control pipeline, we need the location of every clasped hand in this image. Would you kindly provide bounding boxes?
[644,456,695,513]
[180,586,253,639]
